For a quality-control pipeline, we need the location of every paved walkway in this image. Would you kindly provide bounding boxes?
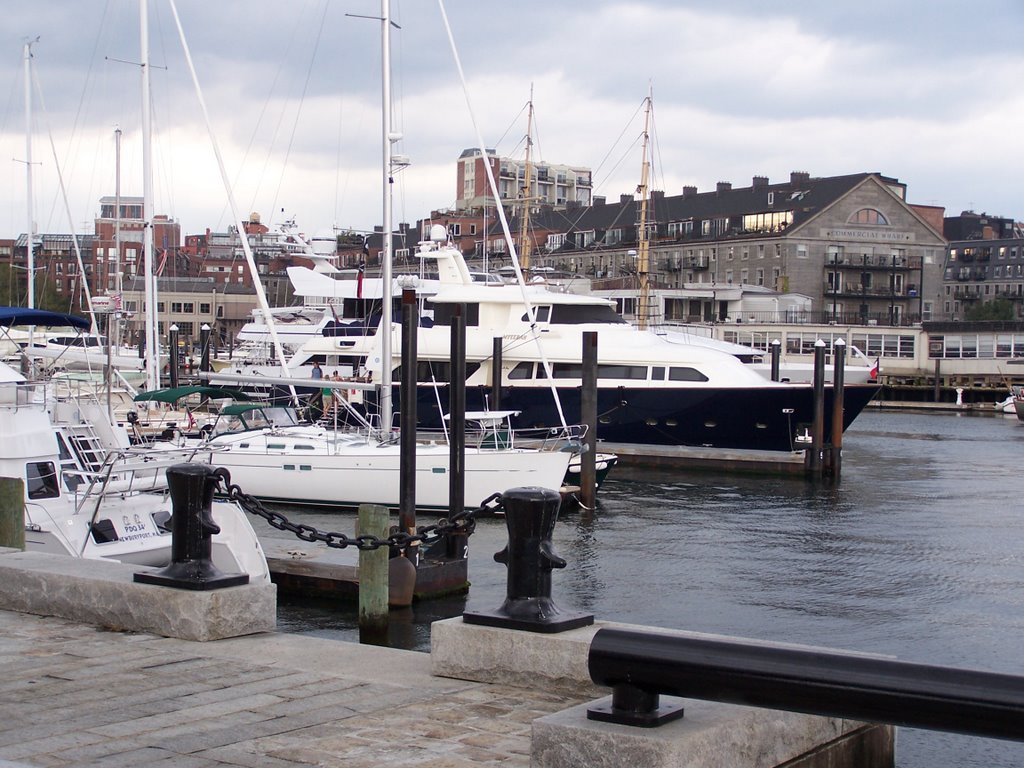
[0,610,585,767]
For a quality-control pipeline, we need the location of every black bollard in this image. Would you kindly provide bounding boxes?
[134,464,249,590]
[463,486,593,633]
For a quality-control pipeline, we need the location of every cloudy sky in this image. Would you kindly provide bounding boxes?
[2,0,1023,242]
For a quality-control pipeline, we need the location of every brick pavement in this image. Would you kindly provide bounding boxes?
[0,610,585,767]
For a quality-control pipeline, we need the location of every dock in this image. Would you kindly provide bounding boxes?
[0,584,890,768]
[600,441,807,474]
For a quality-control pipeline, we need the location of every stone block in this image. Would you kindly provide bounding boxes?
[0,551,275,641]
[532,699,893,768]
[431,616,604,696]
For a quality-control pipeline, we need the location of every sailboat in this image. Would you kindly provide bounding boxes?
[173,0,575,511]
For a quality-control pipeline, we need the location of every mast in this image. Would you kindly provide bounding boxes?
[141,0,159,391]
[517,85,534,271]
[114,127,123,303]
[636,89,652,331]
[379,0,394,435]
[23,39,36,310]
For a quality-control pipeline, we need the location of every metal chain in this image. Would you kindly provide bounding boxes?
[212,468,502,551]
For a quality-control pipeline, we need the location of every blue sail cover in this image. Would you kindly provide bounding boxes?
[0,307,90,330]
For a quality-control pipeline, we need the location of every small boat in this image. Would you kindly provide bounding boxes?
[564,451,619,490]
[0,309,270,581]
[996,385,1024,420]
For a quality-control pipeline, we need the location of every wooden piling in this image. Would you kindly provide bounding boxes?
[358,504,390,635]
[449,304,466,516]
[829,339,846,478]
[808,340,826,478]
[491,337,503,410]
[770,339,782,382]
[580,332,598,508]
[0,477,25,550]
[168,325,180,388]
[399,288,418,562]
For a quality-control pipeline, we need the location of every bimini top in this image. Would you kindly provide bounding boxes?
[0,307,90,330]
[133,385,254,404]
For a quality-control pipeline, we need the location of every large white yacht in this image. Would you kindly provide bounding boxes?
[229,227,878,453]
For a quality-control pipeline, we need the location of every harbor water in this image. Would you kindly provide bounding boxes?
[261,408,1024,768]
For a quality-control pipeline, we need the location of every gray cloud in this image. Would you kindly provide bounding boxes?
[2,0,1023,240]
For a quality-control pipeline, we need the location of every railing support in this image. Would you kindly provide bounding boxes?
[587,628,1024,741]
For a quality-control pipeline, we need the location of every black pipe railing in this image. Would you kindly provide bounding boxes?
[587,628,1024,741]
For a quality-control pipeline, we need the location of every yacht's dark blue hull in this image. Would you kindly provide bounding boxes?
[408,382,879,453]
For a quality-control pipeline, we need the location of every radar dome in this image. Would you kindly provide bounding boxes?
[430,224,447,242]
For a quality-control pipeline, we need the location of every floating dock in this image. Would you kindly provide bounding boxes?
[599,441,807,474]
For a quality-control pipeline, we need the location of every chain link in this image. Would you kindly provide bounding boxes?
[213,468,502,551]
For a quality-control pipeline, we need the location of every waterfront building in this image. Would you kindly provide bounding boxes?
[455,148,593,214]
[119,276,258,347]
[940,211,1024,321]
[93,196,182,290]
[8,233,95,307]
[515,171,947,326]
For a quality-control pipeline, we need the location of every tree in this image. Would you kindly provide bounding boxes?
[0,263,76,314]
[965,299,1016,322]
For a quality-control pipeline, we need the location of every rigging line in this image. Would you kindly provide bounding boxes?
[268,0,330,226]
[58,0,112,181]
[495,100,529,150]
[167,0,297,406]
[437,0,566,429]
[593,129,643,194]
[31,66,96,328]
[243,1,317,222]
[591,96,645,184]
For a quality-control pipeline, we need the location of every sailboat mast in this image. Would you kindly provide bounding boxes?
[636,90,652,331]
[23,39,35,310]
[141,0,159,391]
[379,0,394,435]
[518,86,534,271]
[114,127,122,300]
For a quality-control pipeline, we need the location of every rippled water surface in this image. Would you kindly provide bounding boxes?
[260,409,1024,768]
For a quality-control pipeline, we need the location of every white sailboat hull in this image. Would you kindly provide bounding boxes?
[202,437,571,511]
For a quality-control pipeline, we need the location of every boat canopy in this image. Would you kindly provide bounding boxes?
[0,307,90,330]
[133,385,254,404]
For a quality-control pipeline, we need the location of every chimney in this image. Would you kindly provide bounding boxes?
[752,175,769,190]
[716,181,732,194]
[620,193,634,205]
[790,171,810,184]
[593,195,606,206]
[682,185,698,199]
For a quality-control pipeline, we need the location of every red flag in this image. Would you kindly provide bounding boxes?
[356,261,365,299]
[869,357,879,381]
[156,249,168,277]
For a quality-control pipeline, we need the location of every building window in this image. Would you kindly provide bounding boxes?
[850,208,889,225]
[756,268,764,286]
[199,303,211,314]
